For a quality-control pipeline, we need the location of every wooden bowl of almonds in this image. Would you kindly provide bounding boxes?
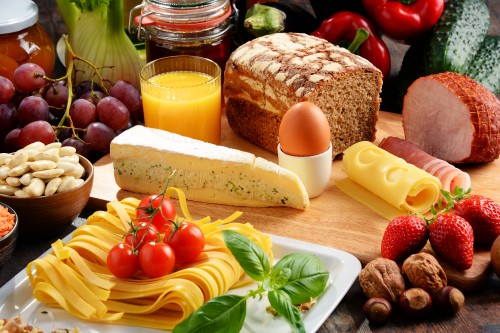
[0,141,94,238]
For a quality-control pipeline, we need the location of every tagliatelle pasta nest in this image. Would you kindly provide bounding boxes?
[26,187,273,330]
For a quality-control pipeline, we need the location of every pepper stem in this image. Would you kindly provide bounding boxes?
[397,0,417,4]
[347,28,370,54]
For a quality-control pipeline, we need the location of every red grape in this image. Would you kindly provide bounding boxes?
[3,128,21,152]
[84,122,116,154]
[70,99,96,129]
[62,137,91,157]
[96,96,130,131]
[18,96,49,126]
[12,63,46,93]
[45,82,69,117]
[57,127,72,142]
[75,80,104,98]
[0,76,15,104]
[0,103,17,136]
[18,120,56,147]
[109,80,142,119]
[80,90,106,106]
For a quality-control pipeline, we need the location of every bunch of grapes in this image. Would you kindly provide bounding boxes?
[0,62,143,160]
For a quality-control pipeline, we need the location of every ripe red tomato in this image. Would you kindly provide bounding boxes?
[164,221,205,263]
[124,222,159,251]
[107,243,140,278]
[139,241,176,278]
[136,195,176,233]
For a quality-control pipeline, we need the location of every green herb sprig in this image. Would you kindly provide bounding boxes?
[173,230,330,333]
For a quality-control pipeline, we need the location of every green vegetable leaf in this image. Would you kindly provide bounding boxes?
[272,253,330,304]
[222,230,270,281]
[268,290,306,333]
[173,295,246,333]
[264,266,291,291]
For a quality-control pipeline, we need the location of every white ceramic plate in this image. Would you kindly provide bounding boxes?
[0,234,361,333]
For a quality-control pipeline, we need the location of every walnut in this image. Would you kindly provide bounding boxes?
[402,252,447,295]
[358,258,406,302]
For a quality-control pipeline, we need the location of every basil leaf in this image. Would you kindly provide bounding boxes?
[268,290,306,333]
[173,295,246,333]
[222,230,270,281]
[264,267,291,291]
[272,253,330,304]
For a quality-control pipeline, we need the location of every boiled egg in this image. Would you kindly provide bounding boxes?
[278,102,331,156]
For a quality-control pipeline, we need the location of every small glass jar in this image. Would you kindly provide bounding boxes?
[0,0,55,81]
[130,0,234,71]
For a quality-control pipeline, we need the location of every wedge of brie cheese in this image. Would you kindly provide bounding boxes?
[110,126,310,209]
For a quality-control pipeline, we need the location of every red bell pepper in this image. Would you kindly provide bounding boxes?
[311,11,391,79]
[362,0,444,42]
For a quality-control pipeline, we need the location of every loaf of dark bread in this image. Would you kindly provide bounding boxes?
[223,32,383,157]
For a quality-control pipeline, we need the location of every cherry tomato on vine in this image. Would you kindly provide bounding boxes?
[164,221,205,263]
[124,222,159,251]
[107,243,140,278]
[136,194,176,233]
[139,241,176,278]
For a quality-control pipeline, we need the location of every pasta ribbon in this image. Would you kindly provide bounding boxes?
[27,188,273,330]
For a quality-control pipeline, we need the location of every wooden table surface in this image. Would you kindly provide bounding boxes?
[1,1,499,332]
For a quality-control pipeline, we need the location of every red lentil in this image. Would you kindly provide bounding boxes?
[0,205,15,238]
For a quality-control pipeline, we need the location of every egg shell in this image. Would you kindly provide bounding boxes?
[279,102,331,157]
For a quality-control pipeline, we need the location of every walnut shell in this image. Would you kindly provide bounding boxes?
[359,258,405,302]
[402,252,448,295]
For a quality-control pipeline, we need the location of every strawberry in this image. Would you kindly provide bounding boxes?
[381,215,428,262]
[452,195,500,247]
[429,213,474,270]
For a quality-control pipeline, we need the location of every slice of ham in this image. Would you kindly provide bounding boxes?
[379,136,471,194]
[402,72,500,163]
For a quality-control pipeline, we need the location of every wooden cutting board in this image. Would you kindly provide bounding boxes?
[89,111,499,291]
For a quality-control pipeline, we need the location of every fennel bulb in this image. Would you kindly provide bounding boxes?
[56,0,145,89]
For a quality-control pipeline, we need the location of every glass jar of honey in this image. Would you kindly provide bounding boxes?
[130,0,234,71]
[0,0,55,81]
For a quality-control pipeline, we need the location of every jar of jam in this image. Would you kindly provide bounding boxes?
[0,0,55,81]
[130,0,234,71]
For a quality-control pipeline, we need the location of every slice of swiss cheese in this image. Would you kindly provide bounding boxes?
[110,125,310,209]
[336,141,442,219]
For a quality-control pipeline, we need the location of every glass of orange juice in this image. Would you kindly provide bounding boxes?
[140,56,222,144]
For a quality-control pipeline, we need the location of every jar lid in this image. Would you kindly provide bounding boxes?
[0,0,38,34]
[139,0,231,31]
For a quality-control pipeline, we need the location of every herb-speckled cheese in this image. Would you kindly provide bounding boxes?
[110,126,310,209]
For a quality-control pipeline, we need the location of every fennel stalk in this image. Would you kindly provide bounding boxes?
[56,0,145,89]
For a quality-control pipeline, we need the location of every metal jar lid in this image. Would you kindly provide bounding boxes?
[0,0,39,34]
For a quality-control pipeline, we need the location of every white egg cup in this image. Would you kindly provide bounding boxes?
[277,143,333,198]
